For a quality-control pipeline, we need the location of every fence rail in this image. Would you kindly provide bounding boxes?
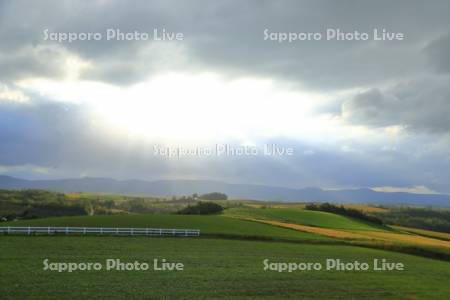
[0,226,200,237]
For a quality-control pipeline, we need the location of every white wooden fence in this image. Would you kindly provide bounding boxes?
[0,226,200,237]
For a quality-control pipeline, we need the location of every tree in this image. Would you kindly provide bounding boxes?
[199,192,228,200]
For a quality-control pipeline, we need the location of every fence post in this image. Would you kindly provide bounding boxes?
[66,227,68,235]
[131,228,134,236]
[28,226,31,235]
[7,226,10,234]
[48,227,50,234]
[83,227,86,235]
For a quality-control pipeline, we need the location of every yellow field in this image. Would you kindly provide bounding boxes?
[389,225,450,242]
[349,230,450,250]
[341,204,388,213]
[245,218,450,252]
[266,203,307,209]
[247,219,373,240]
[65,192,82,199]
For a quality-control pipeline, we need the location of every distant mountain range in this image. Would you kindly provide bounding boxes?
[0,175,449,207]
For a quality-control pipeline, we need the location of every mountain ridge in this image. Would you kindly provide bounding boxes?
[0,175,449,207]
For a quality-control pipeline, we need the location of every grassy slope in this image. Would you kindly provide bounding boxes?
[5,210,450,254]
[1,236,449,299]
[225,207,386,231]
[225,208,450,254]
[0,214,333,242]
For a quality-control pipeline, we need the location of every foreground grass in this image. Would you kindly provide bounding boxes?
[1,236,449,299]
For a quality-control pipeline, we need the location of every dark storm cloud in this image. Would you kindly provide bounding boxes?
[0,0,178,84]
[342,77,450,133]
[0,98,94,166]
[0,45,68,82]
[0,98,172,177]
[425,33,450,74]
[1,0,449,88]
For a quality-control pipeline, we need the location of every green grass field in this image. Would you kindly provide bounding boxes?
[225,207,386,231]
[1,236,450,299]
[2,210,450,299]
[0,214,333,242]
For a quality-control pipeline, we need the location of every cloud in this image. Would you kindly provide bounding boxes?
[342,77,450,133]
[0,45,69,82]
[372,185,438,194]
[0,83,29,102]
[1,99,450,193]
[0,0,449,89]
[0,98,172,178]
[1,0,450,194]
[425,33,450,73]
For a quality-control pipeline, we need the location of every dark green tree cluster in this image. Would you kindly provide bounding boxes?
[0,189,87,220]
[176,201,224,215]
[305,202,384,225]
[374,207,450,233]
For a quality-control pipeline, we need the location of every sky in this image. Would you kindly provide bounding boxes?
[0,0,450,193]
